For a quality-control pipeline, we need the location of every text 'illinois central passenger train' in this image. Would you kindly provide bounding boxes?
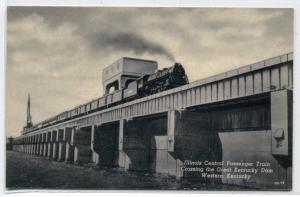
[28,62,189,132]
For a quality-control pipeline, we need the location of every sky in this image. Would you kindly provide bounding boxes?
[6,7,293,137]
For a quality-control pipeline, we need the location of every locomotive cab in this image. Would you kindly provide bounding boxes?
[123,80,138,99]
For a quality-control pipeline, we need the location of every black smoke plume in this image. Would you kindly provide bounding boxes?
[91,32,175,61]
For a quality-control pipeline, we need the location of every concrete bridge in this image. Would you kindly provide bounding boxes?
[11,53,293,189]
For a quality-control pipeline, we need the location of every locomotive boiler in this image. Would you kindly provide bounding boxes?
[124,62,189,98]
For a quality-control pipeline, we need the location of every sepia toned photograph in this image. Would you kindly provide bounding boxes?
[5,7,293,190]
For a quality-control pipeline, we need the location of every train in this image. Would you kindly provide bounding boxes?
[27,63,189,132]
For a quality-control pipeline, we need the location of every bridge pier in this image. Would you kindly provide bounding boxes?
[93,122,119,167]
[23,144,26,153]
[24,138,27,153]
[33,136,37,155]
[58,128,66,161]
[34,135,38,155]
[22,139,24,152]
[31,136,34,154]
[40,143,44,156]
[27,138,29,153]
[117,120,124,169]
[25,138,27,153]
[34,135,37,155]
[32,144,35,155]
[120,114,175,173]
[29,137,32,154]
[91,125,99,164]
[26,144,29,154]
[34,143,37,155]
[65,127,75,162]
[42,133,47,156]
[38,134,43,156]
[32,143,35,155]
[73,126,92,165]
[47,131,53,158]
[47,144,52,157]
[33,136,36,154]
[52,142,58,159]
[52,130,59,160]
[44,144,47,156]
[28,138,32,154]
[28,137,32,154]
[122,118,153,171]
[28,141,31,154]
[168,110,220,180]
[25,138,28,153]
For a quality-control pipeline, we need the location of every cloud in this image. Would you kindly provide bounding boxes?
[6,13,103,136]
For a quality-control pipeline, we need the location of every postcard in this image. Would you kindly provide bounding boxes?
[5,7,293,191]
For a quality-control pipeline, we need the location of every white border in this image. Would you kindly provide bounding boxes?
[1,0,300,196]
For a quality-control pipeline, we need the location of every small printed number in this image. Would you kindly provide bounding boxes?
[274,181,285,185]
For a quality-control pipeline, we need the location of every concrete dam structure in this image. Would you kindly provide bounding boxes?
[10,53,293,190]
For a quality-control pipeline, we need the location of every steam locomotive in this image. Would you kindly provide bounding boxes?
[28,63,189,132]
